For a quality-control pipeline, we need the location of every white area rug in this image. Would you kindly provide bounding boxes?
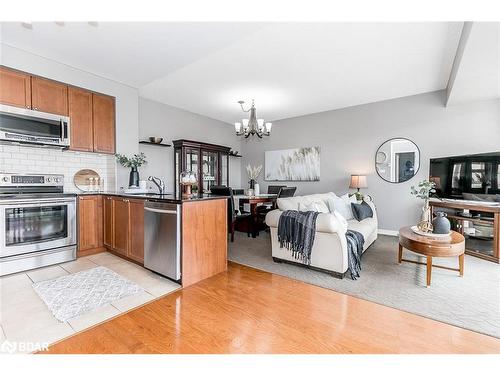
[33,266,143,322]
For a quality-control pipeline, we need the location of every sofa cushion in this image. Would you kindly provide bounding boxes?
[277,192,337,211]
[330,194,357,220]
[347,217,377,240]
[351,201,374,221]
[266,209,348,234]
[299,201,330,213]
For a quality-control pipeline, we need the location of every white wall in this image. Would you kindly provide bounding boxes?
[0,44,139,189]
[241,91,500,231]
[138,98,242,192]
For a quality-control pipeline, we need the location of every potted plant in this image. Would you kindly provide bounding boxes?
[115,152,147,188]
[410,180,436,232]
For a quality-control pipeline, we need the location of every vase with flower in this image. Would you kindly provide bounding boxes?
[115,152,147,188]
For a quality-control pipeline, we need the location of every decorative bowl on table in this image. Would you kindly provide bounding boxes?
[148,137,163,144]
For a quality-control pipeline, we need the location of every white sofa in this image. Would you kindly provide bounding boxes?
[265,192,378,278]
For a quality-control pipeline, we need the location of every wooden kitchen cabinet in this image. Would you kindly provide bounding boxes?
[128,199,145,263]
[92,93,115,154]
[0,66,116,154]
[31,76,68,115]
[68,87,93,152]
[103,196,113,248]
[112,197,130,256]
[102,196,145,264]
[77,195,104,256]
[0,66,32,109]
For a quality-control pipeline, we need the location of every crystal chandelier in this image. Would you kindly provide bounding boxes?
[234,100,272,138]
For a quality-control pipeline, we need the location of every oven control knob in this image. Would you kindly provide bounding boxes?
[46,177,52,183]
[2,177,9,182]
[55,177,61,183]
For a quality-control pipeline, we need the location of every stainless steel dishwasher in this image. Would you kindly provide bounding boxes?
[144,200,181,282]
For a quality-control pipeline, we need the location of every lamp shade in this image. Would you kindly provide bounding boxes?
[349,175,367,189]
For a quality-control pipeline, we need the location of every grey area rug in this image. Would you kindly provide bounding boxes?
[33,266,143,322]
[229,231,500,338]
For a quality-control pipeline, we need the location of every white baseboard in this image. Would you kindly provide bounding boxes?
[378,229,399,236]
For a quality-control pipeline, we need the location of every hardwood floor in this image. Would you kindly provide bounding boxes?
[43,262,500,354]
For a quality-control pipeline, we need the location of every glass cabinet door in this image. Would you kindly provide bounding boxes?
[175,148,181,194]
[220,153,229,187]
[202,150,218,193]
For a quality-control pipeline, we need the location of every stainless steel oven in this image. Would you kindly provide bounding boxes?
[0,197,76,258]
[0,104,70,147]
[0,173,76,276]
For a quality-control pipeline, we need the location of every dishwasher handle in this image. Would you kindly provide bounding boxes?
[144,206,178,215]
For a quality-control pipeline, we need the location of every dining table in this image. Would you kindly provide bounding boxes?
[233,194,278,237]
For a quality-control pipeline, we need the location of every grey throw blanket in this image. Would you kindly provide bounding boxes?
[278,210,320,265]
[346,230,365,280]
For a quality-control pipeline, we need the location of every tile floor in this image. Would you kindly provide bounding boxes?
[0,252,180,354]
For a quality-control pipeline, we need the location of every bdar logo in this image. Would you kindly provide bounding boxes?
[0,340,17,354]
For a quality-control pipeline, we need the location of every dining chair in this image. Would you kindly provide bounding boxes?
[256,186,298,223]
[210,186,252,242]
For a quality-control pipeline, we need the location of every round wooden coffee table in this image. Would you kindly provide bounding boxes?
[398,226,465,287]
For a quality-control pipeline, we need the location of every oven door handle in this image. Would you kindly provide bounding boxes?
[0,198,76,207]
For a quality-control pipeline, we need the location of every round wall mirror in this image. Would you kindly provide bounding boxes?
[375,138,420,183]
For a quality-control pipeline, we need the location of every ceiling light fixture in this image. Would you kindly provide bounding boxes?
[235,99,272,138]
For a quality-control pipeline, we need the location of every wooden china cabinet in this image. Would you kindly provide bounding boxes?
[173,139,231,195]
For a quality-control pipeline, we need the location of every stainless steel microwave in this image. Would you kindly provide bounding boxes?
[0,104,70,147]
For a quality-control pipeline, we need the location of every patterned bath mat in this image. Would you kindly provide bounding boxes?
[33,266,143,322]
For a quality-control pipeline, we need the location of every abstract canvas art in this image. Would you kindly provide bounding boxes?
[265,147,320,181]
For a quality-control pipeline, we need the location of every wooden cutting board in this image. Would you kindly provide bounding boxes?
[73,169,101,192]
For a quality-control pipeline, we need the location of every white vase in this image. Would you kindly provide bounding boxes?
[421,199,431,223]
[254,183,260,196]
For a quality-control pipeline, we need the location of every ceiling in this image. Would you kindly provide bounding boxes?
[2,22,496,123]
[446,22,500,105]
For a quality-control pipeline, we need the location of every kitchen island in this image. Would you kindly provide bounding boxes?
[77,192,228,287]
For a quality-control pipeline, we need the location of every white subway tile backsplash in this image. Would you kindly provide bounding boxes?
[0,145,116,192]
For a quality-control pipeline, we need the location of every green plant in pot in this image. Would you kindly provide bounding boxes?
[410,180,436,232]
[115,152,147,188]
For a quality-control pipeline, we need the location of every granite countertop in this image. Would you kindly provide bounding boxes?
[76,190,227,203]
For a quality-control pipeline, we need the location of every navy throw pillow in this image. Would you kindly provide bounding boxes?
[351,201,373,221]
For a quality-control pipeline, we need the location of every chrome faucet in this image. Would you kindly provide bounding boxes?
[148,176,166,194]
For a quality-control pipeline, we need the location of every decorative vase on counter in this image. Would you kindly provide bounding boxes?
[432,212,451,234]
[129,166,140,187]
[249,179,256,189]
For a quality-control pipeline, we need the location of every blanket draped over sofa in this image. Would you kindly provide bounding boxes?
[345,229,364,280]
[277,210,320,265]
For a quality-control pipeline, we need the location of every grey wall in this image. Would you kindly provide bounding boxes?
[138,98,242,192]
[241,91,500,231]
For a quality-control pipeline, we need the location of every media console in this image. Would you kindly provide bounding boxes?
[429,199,500,263]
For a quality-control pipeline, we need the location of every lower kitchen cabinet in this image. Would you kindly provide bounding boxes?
[128,199,145,263]
[77,195,104,256]
[103,196,113,248]
[112,197,130,256]
[102,196,144,264]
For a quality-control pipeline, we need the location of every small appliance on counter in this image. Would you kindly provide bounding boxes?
[0,173,76,276]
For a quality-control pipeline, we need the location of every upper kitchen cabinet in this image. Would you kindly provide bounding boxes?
[68,87,93,152]
[0,66,32,109]
[92,93,116,154]
[31,76,69,116]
